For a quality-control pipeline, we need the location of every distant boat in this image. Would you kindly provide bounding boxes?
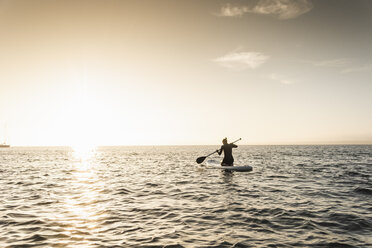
[0,124,10,148]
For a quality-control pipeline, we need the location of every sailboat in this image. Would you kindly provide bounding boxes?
[0,124,10,148]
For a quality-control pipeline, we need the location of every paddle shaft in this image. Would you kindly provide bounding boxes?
[229,138,242,145]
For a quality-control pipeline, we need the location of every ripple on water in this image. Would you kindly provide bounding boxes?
[0,146,371,247]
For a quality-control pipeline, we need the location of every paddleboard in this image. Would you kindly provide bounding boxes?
[205,160,253,172]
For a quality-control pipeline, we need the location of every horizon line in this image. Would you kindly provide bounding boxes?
[3,143,372,147]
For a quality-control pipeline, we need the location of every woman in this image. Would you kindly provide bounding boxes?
[217,138,238,166]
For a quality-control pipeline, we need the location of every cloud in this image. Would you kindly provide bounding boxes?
[268,73,293,84]
[218,0,313,20]
[306,59,372,74]
[219,4,250,17]
[214,52,269,70]
[313,59,351,67]
[253,0,314,19]
[341,64,372,74]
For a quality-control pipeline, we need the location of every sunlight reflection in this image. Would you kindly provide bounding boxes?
[54,145,108,246]
[71,144,96,166]
[63,170,106,224]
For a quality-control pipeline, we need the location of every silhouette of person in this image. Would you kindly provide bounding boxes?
[217,138,238,166]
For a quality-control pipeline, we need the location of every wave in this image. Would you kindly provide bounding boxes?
[354,187,372,195]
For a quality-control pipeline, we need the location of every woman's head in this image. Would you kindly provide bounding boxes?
[222,138,227,144]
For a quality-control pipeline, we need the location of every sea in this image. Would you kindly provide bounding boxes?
[0,145,371,247]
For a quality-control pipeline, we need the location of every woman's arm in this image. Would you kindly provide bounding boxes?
[217,146,223,155]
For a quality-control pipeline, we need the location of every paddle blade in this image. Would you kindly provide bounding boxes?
[196,156,206,164]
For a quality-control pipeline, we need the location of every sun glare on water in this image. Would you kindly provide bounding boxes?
[71,143,96,162]
[58,143,107,236]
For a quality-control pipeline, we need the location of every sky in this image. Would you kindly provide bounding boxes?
[0,0,371,146]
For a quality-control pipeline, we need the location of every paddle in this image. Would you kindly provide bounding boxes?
[196,138,241,164]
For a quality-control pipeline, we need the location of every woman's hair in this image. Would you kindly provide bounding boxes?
[222,138,227,143]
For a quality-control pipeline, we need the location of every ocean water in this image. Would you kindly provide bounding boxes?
[0,145,371,247]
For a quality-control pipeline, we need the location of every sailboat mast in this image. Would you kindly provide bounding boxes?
[0,123,10,148]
